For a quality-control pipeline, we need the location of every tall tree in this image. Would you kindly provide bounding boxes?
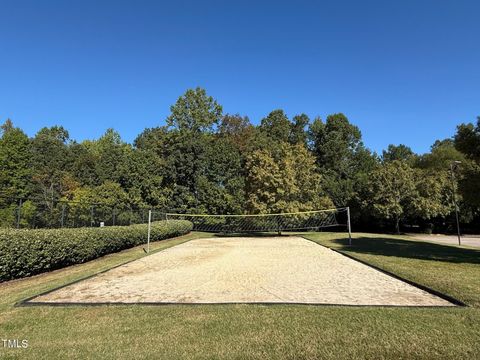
[382,144,416,163]
[417,140,464,170]
[259,109,292,143]
[94,129,131,184]
[166,87,223,133]
[411,170,452,224]
[309,113,362,172]
[134,126,169,155]
[289,114,309,145]
[31,126,71,203]
[218,114,254,154]
[0,119,32,206]
[68,141,100,186]
[453,117,480,214]
[160,88,224,209]
[118,147,167,208]
[245,143,332,213]
[196,136,246,214]
[454,117,480,161]
[309,113,377,209]
[366,161,416,233]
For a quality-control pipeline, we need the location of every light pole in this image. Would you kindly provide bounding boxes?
[450,161,462,246]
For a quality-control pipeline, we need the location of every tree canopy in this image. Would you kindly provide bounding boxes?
[1,88,479,233]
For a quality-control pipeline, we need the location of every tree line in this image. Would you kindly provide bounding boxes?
[1,87,479,233]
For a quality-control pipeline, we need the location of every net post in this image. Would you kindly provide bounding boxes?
[276,215,281,235]
[147,209,152,253]
[347,207,352,246]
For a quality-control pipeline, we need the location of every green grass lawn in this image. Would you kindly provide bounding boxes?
[1,231,480,359]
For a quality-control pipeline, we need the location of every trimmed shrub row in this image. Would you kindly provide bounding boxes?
[0,220,193,282]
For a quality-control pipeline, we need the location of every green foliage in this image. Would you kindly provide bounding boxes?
[68,141,100,186]
[167,87,223,133]
[290,113,309,145]
[309,114,378,209]
[245,143,333,213]
[67,181,130,226]
[0,204,16,228]
[417,140,464,170]
[259,109,292,143]
[18,200,37,228]
[196,136,245,214]
[31,126,70,175]
[218,114,254,153]
[367,162,454,232]
[382,144,416,163]
[454,117,480,161]
[452,117,480,216]
[0,120,32,205]
[0,220,192,282]
[30,126,73,215]
[411,170,452,220]
[309,113,363,172]
[458,161,480,208]
[93,129,132,184]
[366,161,417,232]
[1,92,479,233]
[134,126,169,154]
[119,147,167,207]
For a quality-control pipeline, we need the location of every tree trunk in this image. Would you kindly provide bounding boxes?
[395,216,400,234]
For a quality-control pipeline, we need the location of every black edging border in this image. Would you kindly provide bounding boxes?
[300,236,466,307]
[15,234,197,307]
[16,234,466,308]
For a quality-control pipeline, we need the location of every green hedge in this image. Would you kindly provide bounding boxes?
[0,220,193,282]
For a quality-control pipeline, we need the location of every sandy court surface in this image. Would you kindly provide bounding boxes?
[409,234,480,248]
[30,236,454,306]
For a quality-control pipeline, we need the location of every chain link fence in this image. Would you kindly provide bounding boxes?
[1,199,169,229]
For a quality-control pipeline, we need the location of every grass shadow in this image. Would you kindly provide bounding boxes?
[332,236,480,265]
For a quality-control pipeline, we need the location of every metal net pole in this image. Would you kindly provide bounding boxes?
[147,210,152,253]
[347,207,352,245]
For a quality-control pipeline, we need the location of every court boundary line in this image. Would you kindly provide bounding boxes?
[16,234,466,308]
[299,236,466,307]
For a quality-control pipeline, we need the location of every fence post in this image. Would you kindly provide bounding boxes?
[16,199,23,229]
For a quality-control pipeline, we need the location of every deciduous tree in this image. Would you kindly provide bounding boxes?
[245,143,332,213]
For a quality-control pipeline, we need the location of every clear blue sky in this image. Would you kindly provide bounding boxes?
[1,0,478,154]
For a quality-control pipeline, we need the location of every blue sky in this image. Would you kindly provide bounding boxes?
[1,0,478,154]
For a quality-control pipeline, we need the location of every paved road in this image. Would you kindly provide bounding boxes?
[409,234,480,248]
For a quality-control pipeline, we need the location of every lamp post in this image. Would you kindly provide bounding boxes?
[450,161,462,246]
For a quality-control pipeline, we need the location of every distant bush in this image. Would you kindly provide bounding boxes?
[0,220,193,282]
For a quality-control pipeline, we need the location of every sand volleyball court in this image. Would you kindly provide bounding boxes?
[28,236,454,306]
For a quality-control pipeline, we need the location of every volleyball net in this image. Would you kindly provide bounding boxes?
[164,207,351,240]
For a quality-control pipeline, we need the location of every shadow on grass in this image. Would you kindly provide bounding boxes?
[332,236,480,264]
